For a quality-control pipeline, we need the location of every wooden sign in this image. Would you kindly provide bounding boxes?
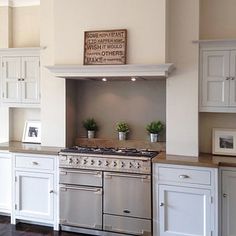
[84,29,127,65]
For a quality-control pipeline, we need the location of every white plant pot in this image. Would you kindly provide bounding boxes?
[87,130,95,139]
[150,133,159,143]
[118,132,127,141]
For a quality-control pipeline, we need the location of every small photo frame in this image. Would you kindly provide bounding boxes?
[212,128,236,156]
[22,120,41,144]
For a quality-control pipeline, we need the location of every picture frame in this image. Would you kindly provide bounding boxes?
[22,120,41,144]
[212,128,236,156]
[84,29,127,65]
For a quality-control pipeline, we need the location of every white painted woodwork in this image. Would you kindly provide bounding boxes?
[0,48,41,107]
[159,185,211,236]
[0,0,40,7]
[46,63,175,80]
[199,41,236,112]
[153,164,218,236]
[12,153,59,230]
[201,50,230,107]
[230,50,236,106]
[15,171,53,220]
[0,152,11,214]
[2,57,21,103]
[222,170,236,236]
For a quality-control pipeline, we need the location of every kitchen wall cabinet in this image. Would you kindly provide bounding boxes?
[153,164,218,236]
[199,41,236,112]
[0,48,41,108]
[0,151,11,214]
[221,167,236,236]
[11,153,58,230]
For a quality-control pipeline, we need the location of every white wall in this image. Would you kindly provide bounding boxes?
[12,6,40,47]
[166,0,199,156]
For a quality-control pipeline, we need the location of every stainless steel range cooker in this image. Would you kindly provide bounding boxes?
[59,146,158,236]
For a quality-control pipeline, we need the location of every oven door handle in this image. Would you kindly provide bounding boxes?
[105,173,150,180]
[104,225,148,235]
[60,185,102,193]
[60,169,102,176]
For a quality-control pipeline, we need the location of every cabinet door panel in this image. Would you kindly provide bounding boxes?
[159,185,211,236]
[222,170,236,236]
[230,50,236,106]
[2,57,21,102]
[201,50,230,107]
[21,57,40,103]
[15,171,53,221]
[0,154,11,213]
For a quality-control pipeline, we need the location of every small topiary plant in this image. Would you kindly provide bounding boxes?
[116,122,129,133]
[82,118,98,131]
[146,121,164,134]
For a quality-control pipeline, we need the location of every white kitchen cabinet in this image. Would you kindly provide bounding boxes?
[12,153,58,230]
[221,168,236,236]
[0,48,41,107]
[199,41,236,112]
[153,164,218,236]
[0,151,11,214]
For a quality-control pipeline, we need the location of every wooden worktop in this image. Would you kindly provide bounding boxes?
[0,141,62,156]
[153,152,236,168]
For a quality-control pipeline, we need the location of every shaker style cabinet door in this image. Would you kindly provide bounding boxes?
[15,171,54,221]
[2,57,22,103]
[201,50,230,107]
[0,153,11,213]
[229,50,236,106]
[222,170,236,236]
[158,185,212,236]
[1,55,40,106]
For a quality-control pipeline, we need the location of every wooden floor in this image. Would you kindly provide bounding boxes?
[0,216,93,236]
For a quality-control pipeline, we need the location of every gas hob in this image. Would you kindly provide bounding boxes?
[59,146,158,174]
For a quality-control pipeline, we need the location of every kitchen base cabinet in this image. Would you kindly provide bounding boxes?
[11,153,58,230]
[153,164,218,236]
[221,168,236,236]
[0,152,11,214]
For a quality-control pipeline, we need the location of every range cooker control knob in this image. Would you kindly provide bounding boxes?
[68,158,73,164]
[137,163,141,169]
[76,158,80,164]
[105,161,109,166]
[113,161,117,167]
[121,162,125,168]
[91,160,95,165]
[98,160,102,166]
[129,162,133,168]
[83,159,88,165]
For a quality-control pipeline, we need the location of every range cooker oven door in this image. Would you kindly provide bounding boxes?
[103,172,152,235]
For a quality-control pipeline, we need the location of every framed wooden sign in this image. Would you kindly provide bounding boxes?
[84,29,127,65]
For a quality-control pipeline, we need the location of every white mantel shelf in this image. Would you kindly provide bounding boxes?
[46,64,175,81]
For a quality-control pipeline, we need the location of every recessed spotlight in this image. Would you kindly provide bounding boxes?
[102,78,107,82]
[131,77,136,82]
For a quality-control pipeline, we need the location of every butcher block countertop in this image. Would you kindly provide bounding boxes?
[153,152,236,168]
[0,141,61,156]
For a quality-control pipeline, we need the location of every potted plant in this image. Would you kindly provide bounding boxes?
[82,118,98,139]
[146,121,164,142]
[116,122,129,141]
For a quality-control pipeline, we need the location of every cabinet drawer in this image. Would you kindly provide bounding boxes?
[157,166,211,185]
[15,155,54,171]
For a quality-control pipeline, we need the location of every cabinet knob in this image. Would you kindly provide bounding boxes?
[231,77,235,80]
[32,161,39,165]
[50,190,54,194]
[223,193,227,198]
[226,77,230,80]
[160,202,164,207]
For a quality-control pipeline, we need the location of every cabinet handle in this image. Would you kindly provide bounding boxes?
[160,202,164,207]
[32,161,39,165]
[179,174,190,179]
[231,77,235,80]
[18,78,21,81]
[226,77,230,80]
[223,193,227,198]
